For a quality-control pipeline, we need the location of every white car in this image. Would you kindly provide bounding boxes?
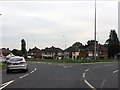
[6,56,28,74]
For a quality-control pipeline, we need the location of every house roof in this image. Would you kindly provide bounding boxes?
[28,47,42,53]
[65,46,79,52]
[85,44,108,52]
[0,48,11,56]
[43,46,63,53]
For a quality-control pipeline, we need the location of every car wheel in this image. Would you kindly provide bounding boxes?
[6,70,11,74]
[23,69,28,73]
[26,69,28,72]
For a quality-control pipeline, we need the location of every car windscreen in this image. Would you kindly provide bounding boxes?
[9,58,23,62]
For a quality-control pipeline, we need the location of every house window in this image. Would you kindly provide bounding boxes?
[31,53,34,55]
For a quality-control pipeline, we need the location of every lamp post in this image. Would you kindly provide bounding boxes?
[63,35,67,58]
[94,0,97,60]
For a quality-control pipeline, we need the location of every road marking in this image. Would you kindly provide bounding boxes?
[19,67,37,78]
[83,68,96,90]
[63,66,67,68]
[94,66,101,68]
[83,73,86,78]
[30,67,37,74]
[101,78,106,88]
[113,70,119,74]
[0,80,14,90]
[30,70,34,73]
[70,66,73,68]
[19,74,29,79]
[104,64,113,67]
[1,67,37,89]
[48,63,52,65]
[84,79,96,90]
[85,69,90,72]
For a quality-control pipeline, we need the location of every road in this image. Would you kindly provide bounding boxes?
[1,61,119,89]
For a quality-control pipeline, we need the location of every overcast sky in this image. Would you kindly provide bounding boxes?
[0,1,118,50]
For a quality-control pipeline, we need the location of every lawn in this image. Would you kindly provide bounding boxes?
[28,58,119,63]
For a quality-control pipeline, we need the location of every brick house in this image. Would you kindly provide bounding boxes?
[65,45,88,60]
[28,47,42,59]
[42,46,63,59]
[85,44,108,59]
[0,48,11,58]
[65,46,79,59]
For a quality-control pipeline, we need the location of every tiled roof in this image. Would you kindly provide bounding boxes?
[0,48,11,56]
[44,46,63,53]
[85,44,107,52]
[65,46,79,52]
[28,47,42,53]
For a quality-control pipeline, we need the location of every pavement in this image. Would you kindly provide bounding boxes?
[0,61,119,89]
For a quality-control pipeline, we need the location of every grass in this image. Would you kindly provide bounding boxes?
[28,58,120,64]
[0,63,7,70]
[0,59,119,70]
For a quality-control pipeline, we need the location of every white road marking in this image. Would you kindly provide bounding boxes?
[19,74,29,79]
[70,66,73,68]
[30,67,37,74]
[113,70,119,74]
[0,80,14,90]
[63,66,67,68]
[85,69,90,72]
[19,67,37,78]
[83,68,96,90]
[30,70,34,74]
[84,79,96,90]
[101,78,106,88]
[1,67,37,89]
[104,64,113,67]
[94,66,101,68]
[83,73,86,78]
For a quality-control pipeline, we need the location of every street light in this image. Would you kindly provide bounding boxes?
[94,0,97,60]
[63,35,67,58]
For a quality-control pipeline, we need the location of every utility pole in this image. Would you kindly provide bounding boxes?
[94,0,97,60]
[63,35,67,58]
[118,1,120,41]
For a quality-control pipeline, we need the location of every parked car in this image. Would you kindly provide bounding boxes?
[6,56,28,74]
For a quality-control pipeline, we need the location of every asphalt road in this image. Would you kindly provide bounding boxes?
[1,61,119,89]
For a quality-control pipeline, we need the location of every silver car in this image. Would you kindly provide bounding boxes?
[6,56,28,74]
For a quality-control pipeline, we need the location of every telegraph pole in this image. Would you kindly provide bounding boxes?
[94,0,97,60]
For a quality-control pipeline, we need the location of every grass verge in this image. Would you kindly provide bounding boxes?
[28,59,120,63]
[0,63,7,70]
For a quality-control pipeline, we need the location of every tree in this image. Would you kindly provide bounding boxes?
[105,30,120,58]
[12,49,22,56]
[21,39,27,59]
[87,40,98,46]
[72,42,84,49]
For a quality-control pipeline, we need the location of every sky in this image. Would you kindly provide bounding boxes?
[0,0,118,50]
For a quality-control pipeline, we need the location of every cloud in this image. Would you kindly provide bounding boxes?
[0,1,118,50]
